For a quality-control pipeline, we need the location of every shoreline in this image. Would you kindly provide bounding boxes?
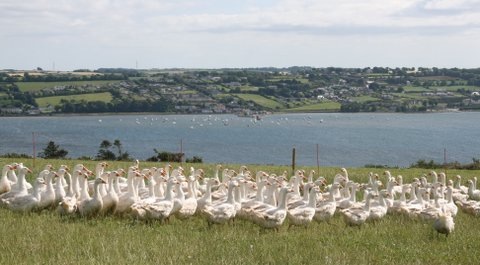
[0,108,475,118]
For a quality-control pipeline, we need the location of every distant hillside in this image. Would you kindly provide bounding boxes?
[1,67,480,115]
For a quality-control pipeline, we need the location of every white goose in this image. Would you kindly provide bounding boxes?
[115,168,141,215]
[247,187,291,231]
[334,168,349,185]
[54,168,68,205]
[6,162,19,184]
[78,171,91,203]
[10,163,33,191]
[196,178,219,215]
[340,192,374,227]
[176,176,198,219]
[57,171,78,216]
[453,175,468,194]
[455,199,480,217]
[171,181,185,216]
[71,164,87,197]
[287,186,317,228]
[388,184,410,215]
[238,179,268,220]
[314,183,338,224]
[0,164,14,195]
[337,181,361,210]
[5,178,46,213]
[101,171,121,215]
[368,190,389,222]
[467,179,480,201]
[443,185,458,217]
[78,178,106,217]
[202,181,239,226]
[433,207,455,237]
[38,171,58,210]
[142,179,178,223]
[0,164,32,201]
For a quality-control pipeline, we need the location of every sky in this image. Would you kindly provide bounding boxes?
[1,0,479,70]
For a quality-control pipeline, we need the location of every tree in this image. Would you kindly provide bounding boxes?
[96,140,116,160]
[96,139,131,161]
[38,141,68,159]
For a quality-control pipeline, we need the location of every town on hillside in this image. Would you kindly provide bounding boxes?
[1,67,480,116]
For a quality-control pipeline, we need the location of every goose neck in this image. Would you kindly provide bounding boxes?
[364,196,372,211]
[308,189,316,208]
[379,194,386,207]
[277,189,288,210]
[255,183,264,202]
[164,182,174,201]
[226,184,236,204]
[349,184,356,202]
[400,191,406,202]
[176,183,184,199]
[93,182,103,200]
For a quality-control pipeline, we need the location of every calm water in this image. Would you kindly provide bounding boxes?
[1,112,479,167]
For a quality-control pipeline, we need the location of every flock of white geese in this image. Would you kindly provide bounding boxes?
[2,161,479,236]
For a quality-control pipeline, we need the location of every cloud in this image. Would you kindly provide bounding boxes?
[1,0,479,69]
[423,0,480,10]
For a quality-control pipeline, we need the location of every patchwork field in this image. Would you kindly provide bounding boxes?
[35,92,113,107]
[16,80,121,92]
[287,101,341,112]
[233,93,285,109]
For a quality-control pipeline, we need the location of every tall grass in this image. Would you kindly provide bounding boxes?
[1,158,480,264]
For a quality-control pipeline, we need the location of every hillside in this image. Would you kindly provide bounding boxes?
[1,67,480,115]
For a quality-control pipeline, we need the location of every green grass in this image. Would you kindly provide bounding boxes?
[287,101,341,112]
[15,80,121,92]
[430,85,480,92]
[233,93,284,109]
[350,96,380,103]
[239,86,259,92]
[176,90,198,94]
[403,86,431,93]
[1,158,480,264]
[35,92,113,107]
[403,85,480,93]
[393,93,428,100]
[416,76,458,81]
[268,76,310,84]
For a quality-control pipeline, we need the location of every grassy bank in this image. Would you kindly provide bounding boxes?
[1,158,480,264]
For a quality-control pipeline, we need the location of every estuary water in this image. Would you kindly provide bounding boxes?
[0,112,479,167]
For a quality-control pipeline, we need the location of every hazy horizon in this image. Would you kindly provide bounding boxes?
[1,0,479,71]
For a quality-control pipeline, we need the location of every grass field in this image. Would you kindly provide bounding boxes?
[35,92,113,107]
[233,93,285,109]
[403,85,480,93]
[286,101,341,112]
[402,86,431,93]
[15,80,121,92]
[239,86,259,92]
[350,96,380,103]
[431,85,480,92]
[0,158,480,264]
[268,76,310,84]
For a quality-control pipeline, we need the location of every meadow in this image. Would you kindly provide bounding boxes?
[15,80,121,92]
[1,158,480,264]
[232,93,285,109]
[35,92,113,108]
[286,101,341,112]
